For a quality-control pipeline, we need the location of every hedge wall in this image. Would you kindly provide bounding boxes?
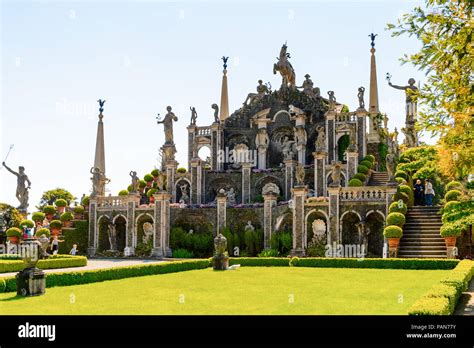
[0,255,87,273]
[58,220,89,255]
[1,259,210,292]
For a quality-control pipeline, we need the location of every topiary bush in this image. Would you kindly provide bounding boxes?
[398,184,414,206]
[386,212,406,227]
[395,177,407,185]
[348,178,363,187]
[81,195,90,206]
[353,173,367,182]
[144,174,154,182]
[60,212,73,222]
[49,220,62,229]
[363,155,375,163]
[357,165,369,175]
[31,212,45,222]
[35,228,51,238]
[20,219,34,229]
[43,205,56,214]
[394,170,408,181]
[138,180,147,189]
[6,227,22,238]
[359,160,373,169]
[55,199,67,207]
[147,188,157,198]
[440,224,462,238]
[393,192,410,205]
[444,190,462,202]
[177,167,187,173]
[151,169,159,177]
[383,225,403,238]
[388,201,408,215]
[445,181,463,192]
[118,190,129,196]
[73,205,85,215]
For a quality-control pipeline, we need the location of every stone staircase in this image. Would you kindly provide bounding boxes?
[398,206,446,258]
[368,171,389,186]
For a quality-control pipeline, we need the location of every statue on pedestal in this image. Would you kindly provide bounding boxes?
[294,126,307,147]
[213,233,229,270]
[211,103,219,123]
[107,221,117,251]
[297,74,315,97]
[255,128,270,150]
[386,153,396,183]
[281,136,296,160]
[90,167,109,197]
[226,188,236,206]
[273,42,296,88]
[156,171,166,191]
[262,183,280,196]
[190,106,197,125]
[179,183,189,204]
[388,78,418,121]
[357,87,365,109]
[244,80,271,106]
[315,126,326,151]
[330,161,342,187]
[157,106,178,145]
[244,221,255,233]
[129,171,139,193]
[2,162,31,211]
[327,91,336,111]
[295,164,305,186]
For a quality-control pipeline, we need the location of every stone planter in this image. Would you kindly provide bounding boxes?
[443,236,457,247]
[46,214,54,221]
[34,221,43,228]
[51,228,61,236]
[57,206,66,214]
[387,238,400,258]
[8,236,19,244]
[74,213,83,220]
[63,221,73,228]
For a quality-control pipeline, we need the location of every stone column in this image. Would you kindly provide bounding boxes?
[190,158,203,204]
[263,192,278,249]
[297,145,306,166]
[151,192,172,258]
[290,185,308,256]
[165,159,178,202]
[284,159,298,201]
[346,151,358,182]
[187,125,197,171]
[216,190,227,236]
[327,186,341,245]
[211,122,223,171]
[87,199,98,256]
[241,162,252,204]
[356,109,367,161]
[313,151,327,197]
[125,194,140,256]
[325,111,336,163]
[257,146,267,170]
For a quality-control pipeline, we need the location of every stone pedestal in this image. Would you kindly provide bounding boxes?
[16,268,45,296]
[263,192,278,249]
[257,146,267,170]
[216,191,227,236]
[241,162,252,204]
[297,145,306,165]
[313,151,327,197]
[211,122,223,171]
[290,185,308,256]
[356,108,367,161]
[446,246,457,259]
[165,159,178,202]
[187,125,197,171]
[151,192,172,258]
[284,159,298,201]
[388,245,398,258]
[125,193,140,256]
[190,158,203,205]
[346,150,358,182]
[327,186,341,245]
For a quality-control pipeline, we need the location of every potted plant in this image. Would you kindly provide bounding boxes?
[60,212,74,228]
[138,180,147,193]
[43,205,56,221]
[440,224,461,248]
[73,205,85,220]
[55,199,68,213]
[35,228,51,238]
[147,188,157,203]
[151,169,159,183]
[49,220,63,236]
[386,212,406,227]
[6,227,22,244]
[118,190,129,196]
[81,195,90,208]
[144,174,154,188]
[383,225,403,251]
[20,219,34,234]
[31,212,46,227]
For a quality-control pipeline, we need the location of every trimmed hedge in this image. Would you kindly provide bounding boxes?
[1,259,210,292]
[43,205,56,214]
[118,190,129,196]
[348,178,363,187]
[290,257,458,269]
[35,228,51,238]
[0,255,87,274]
[386,212,406,227]
[445,181,463,192]
[393,192,410,205]
[388,201,408,215]
[55,199,68,207]
[58,220,89,255]
[32,212,45,222]
[395,170,408,181]
[357,165,369,175]
[445,190,462,202]
[363,155,375,163]
[408,259,474,315]
[359,160,372,169]
[383,225,403,238]
[229,257,290,267]
[353,173,367,182]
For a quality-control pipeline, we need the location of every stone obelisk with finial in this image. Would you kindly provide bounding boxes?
[94,100,106,176]
[219,56,229,121]
[367,33,381,143]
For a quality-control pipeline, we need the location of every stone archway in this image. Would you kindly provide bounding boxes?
[113,215,127,253]
[305,209,328,247]
[135,213,154,256]
[341,211,361,245]
[365,210,385,257]
[97,215,110,252]
[175,178,191,204]
[337,134,350,163]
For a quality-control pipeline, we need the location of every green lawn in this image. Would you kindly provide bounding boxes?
[0,267,450,315]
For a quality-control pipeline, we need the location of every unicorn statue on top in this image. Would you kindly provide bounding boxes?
[273,42,296,89]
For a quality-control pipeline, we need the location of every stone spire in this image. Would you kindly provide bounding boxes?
[94,100,106,175]
[368,34,379,114]
[219,56,229,121]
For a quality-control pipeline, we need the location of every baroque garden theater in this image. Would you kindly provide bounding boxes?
[87,40,414,259]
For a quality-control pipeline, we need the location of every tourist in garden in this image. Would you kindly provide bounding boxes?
[424,179,435,206]
[50,236,63,255]
[69,243,78,256]
[413,179,425,206]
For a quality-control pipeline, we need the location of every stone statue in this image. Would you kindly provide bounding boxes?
[262,183,280,196]
[327,91,336,110]
[281,136,296,160]
[156,171,166,191]
[190,106,197,125]
[142,222,154,243]
[330,161,342,187]
[383,114,388,130]
[244,221,255,232]
[2,162,31,211]
[313,87,321,98]
[90,167,109,198]
[315,126,326,151]
[295,164,305,186]
[157,106,178,145]
[244,80,270,106]
[255,128,270,150]
[37,234,50,259]
[107,221,117,251]
[357,87,365,109]
[179,183,189,203]
[211,103,219,123]
[348,124,357,151]
[226,188,236,206]
[312,219,326,239]
[213,233,229,270]
[388,78,418,121]
[97,99,106,113]
[294,126,307,147]
[129,171,139,193]
[386,153,396,183]
[273,42,296,88]
[297,74,315,97]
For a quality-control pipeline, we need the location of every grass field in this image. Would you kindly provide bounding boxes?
[0,267,450,315]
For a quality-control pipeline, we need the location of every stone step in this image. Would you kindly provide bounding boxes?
[398,254,447,259]
[403,233,442,238]
[399,245,446,250]
[402,237,445,242]
[398,250,447,256]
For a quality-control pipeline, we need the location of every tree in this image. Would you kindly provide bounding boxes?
[38,188,76,209]
[387,0,473,179]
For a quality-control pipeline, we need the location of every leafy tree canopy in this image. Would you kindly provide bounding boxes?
[38,188,76,209]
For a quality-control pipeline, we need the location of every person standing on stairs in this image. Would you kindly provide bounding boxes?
[424,179,435,206]
[413,179,425,206]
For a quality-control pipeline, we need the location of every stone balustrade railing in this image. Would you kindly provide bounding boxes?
[339,186,387,201]
[196,126,211,136]
[95,196,128,208]
[336,112,357,122]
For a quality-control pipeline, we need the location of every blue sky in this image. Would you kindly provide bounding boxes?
[1,0,428,209]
